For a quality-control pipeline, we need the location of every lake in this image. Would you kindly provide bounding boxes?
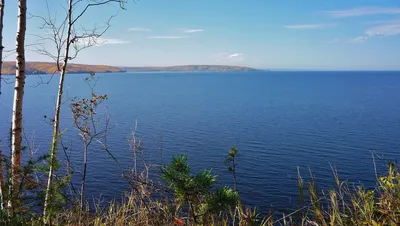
[1,71,400,214]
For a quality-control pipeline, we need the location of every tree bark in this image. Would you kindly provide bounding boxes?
[0,0,4,96]
[0,0,6,210]
[9,0,26,211]
[43,0,73,222]
[80,142,88,209]
[233,158,237,191]
[0,137,6,210]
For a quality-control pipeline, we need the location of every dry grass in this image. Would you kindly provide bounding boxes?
[53,189,272,226]
[1,135,399,226]
[48,161,400,226]
[275,162,400,226]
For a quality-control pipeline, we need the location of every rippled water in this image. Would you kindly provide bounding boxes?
[1,71,400,213]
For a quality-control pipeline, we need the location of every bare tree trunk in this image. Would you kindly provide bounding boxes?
[80,142,88,209]
[0,0,6,210]
[43,0,73,222]
[42,0,126,222]
[0,0,4,96]
[9,0,26,211]
[232,157,237,191]
[0,137,6,210]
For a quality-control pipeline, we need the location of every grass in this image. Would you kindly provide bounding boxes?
[275,161,400,226]
[1,136,399,226]
[39,159,400,225]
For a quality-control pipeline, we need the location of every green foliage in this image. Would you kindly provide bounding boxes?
[3,121,400,226]
[205,185,239,214]
[193,169,217,195]
[162,155,239,224]
[0,151,54,225]
[225,146,238,169]
[225,146,239,191]
[161,155,218,206]
[228,146,238,159]
[44,174,72,219]
[281,162,400,226]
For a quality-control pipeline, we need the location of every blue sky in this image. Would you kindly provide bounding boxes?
[2,0,400,70]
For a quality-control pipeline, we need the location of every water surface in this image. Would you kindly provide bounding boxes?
[1,71,400,213]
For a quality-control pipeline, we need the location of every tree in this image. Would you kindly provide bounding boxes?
[225,146,239,191]
[0,0,4,96]
[162,155,239,224]
[0,138,5,211]
[69,74,110,209]
[9,0,27,211]
[33,0,128,222]
[0,0,5,211]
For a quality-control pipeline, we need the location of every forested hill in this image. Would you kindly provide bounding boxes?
[120,65,258,72]
[1,62,124,75]
[1,62,258,75]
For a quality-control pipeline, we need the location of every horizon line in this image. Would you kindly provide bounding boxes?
[2,61,400,71]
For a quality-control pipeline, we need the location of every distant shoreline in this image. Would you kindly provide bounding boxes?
[119,65,259,72]
[1,62,259,74]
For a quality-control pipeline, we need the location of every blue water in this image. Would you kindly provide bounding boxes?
[1,71,400,213]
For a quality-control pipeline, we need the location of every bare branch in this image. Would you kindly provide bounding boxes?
[71,0,126,26]
[28,73,56,88]
[1,76,15,84]
[32,0,124,68]
[41,0,130,220]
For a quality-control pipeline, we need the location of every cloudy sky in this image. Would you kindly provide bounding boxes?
[2,0,400,70]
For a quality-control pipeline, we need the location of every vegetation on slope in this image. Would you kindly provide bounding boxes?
[2,62,257,75]
[2,152,398,226]
[1,62,125,75]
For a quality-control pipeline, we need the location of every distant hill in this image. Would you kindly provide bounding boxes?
[1,62,125,75]
[121,65,258,72]
[1,62,258,75]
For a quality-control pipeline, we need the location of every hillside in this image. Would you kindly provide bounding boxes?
[121,65,258,72]
[1,62,125,75]
[1,62,258,75]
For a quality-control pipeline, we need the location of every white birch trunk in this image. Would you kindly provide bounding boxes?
[0,137,5,210]
[9,0,26,211]
[43,0,73,222]
[0,0,4,96]
[0,0,6,210]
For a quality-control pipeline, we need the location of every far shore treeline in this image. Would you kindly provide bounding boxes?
[1,61,258,74]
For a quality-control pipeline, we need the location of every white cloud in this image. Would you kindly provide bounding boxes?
[321,7,400,18]
[128,27,151,32]
[346,17,400,42]
[212,52,245,62]
[97,38,130,45]
[148,36,183,39]
[284,24,333,29]
[183,29,204,33]
[365,24,400,36]
[348,36,369,43]
[74,37,129,47]
[228,53,243,59]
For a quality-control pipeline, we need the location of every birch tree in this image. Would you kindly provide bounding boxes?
[0,0,4,96]
[0,0,5,210]
[9,0,27,211]
[0,138,5,212]
[33,0,128,222]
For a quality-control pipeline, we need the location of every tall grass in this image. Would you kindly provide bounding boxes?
[0,127,399,226]
[276,161,400,226]
[42,158,399,226]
